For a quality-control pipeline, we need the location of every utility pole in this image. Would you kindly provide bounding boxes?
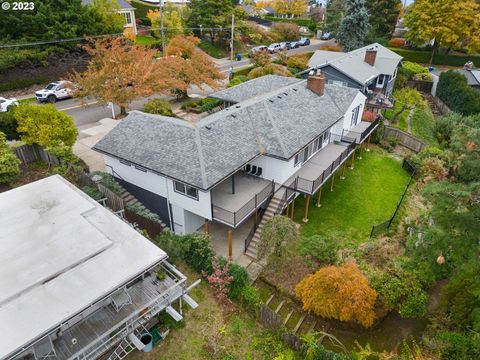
[159,0,166,56]
[229,14,235,80]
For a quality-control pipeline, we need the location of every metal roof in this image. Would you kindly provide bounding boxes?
[0,175,166,359]
[94,77,363,190]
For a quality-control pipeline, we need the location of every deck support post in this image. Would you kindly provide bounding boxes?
[366,135,371,152]
[302,195,310,223]
[286,202,290,216]
[349,151,355,170]
[204,221,209,235]
[290,197,295,220]
[255,208,259,225]
[330,173,335,192]
[358,143,364,160]
[227,230,233,259]
[316,187,322,207]
[340,162,347,180]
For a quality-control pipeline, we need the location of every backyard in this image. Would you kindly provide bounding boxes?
[292,147,410,246]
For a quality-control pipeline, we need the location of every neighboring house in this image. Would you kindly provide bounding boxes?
[303,43,403,109]
[94,74,379,259]
[241,4,268,17]
[82,0,137,34]
[0,175,197,360]
[453,65,480,92]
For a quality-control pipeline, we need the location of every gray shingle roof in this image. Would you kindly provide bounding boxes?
[81,0,135,10]
[454,69,480,86]
[308,43,403,83]
[94,78,362,190]
[210,75,301,103]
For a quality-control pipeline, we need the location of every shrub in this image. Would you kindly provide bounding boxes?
[90,171,122,194]
[286,54,309,71]
[226,261,249,300]
[319,44,342,52]
[238,285,261,313]
[270,22,301,42]
[0,131,20,184]
[82,186,104,201]
[258,215,300,264]
[0,112,19,140]
[199,98,222,113]
[299,234,338,266]
[296,263,377,327]
[437,70,480,115]
[126,202,161,222]
[362,109,377,122]
[143,98,175,117]
[437,331,480,360]
[413,72,433,81]
[388,38,405,47]
[207,256,233,302]
[227,75,250,88]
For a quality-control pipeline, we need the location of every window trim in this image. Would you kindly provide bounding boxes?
[174,181,199,200]
[124,12,132,25]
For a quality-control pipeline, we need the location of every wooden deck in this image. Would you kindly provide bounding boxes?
[52,269,184,360]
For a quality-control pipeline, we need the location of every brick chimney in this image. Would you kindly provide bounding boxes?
[307,69,325,96]
[364,47,377,66]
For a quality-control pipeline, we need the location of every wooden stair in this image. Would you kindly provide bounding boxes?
[245,196,283,259]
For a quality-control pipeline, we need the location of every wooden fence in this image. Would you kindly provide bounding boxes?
[97,183,125,213]
[124,208,164,239]
[407,80,434,93]
[13,144,61,167]
[384,127,427,153]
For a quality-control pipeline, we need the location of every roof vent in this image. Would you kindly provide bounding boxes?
[283,92,288,96]
[236,105,241,108]
[269,99,274,103]
[292,88,298,92]
[231,114,237,118]
[277,95,282,99]
[205,126,211,130]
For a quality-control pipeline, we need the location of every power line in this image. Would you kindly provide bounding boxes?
[0,26,234,49]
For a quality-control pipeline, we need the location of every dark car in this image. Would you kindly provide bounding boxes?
[298,37,311,46]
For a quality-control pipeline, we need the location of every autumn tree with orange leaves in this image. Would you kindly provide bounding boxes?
[165,35,224,98]
[296,262,377,328]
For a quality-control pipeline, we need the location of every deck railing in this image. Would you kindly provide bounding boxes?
[340,117,380,144]
[212,180,275,228]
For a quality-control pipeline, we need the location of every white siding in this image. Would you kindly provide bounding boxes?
[167,178,212,220]
[249,155,297,184]
[342,91,367,131]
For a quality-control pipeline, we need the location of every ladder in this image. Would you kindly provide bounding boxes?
[106,325,150,360]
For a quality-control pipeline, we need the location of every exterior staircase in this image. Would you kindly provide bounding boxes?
[245,195,283,259]
[116,182,169,231]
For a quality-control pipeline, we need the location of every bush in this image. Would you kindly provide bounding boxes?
[199,98,222,113]
[286,54,309,71]
[238,285,261,313]
[126,202,161,222]
[227,75,250,88]
[0,111,19,140]
[437,70,480,115]
[413,72,433,81]
[226,261,249,300]
[143,98,175,117]
[388,38,406,47]
[82,186,104,201]
[0,131,21,184]
[299,234,338,266]
[320,44,342,52]
[402,61,429,78]
[437,331,480,360]
[90,171,122,194]
[270,22,301,42]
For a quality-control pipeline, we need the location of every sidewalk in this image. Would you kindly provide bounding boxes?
[73,118,119,172]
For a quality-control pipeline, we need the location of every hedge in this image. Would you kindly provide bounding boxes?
[0,46,66,72]
[389,48,480,67]
[436,70,480,115]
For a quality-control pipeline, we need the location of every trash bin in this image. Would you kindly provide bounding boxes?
[236,53,242,61]
[140,333,153,352]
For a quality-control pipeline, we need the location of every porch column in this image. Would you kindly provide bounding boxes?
[227,230,233,259]
[290,197,295,220]
[330,173,335,192]
[302,195,310,223]
[340,162,347,180]
[204,221,209,235]
[316,187,322,207]
[349,151,355,170]
[286,202,291,217]
[358,143,364,160]
[366,135,371,152]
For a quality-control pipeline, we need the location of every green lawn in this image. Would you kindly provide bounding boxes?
[385,102,409,132]
[135,35,160,47]
[411,107,438,146]
[292,148,410,246]
[198,40,229,59]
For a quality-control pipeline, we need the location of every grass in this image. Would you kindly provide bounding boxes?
[129,262,297,360]
[135,35,161,47]
[411,107,438,146]
[385,102,409,132]
[198,40,229,59]
[18,97,36,105]
[293,148,410,246]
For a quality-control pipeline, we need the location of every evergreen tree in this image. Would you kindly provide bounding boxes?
[336,0,369,51]
[324,0,345,35]
[366,0,402,40]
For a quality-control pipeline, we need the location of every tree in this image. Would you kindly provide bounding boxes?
[336,0,369,52]
[0,131,20,184]
[14,104,78,149]
[188,0,234,43]
[270,22,301,41]
[72,37,184,115]
[325,0,346,35]
[258,215,300,264]
[147,3,186,46]
[296,263,377,327]
[365,0,402,39]
[389,88,426,125]
[272,0,308,18]
[404,0,480,63]
[87,0,125,36]
[164,35,224,98]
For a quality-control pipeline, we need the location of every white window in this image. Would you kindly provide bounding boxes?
[294,153,301,167]
[174,181,198,200]
[351,105,360,127]
[124,12,132,25]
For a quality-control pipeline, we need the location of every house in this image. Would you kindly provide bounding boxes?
[81,0,137,34]
[453,62,480,92]
[0,175,197,360]
[94,74,379,260]
[303,43,404,110]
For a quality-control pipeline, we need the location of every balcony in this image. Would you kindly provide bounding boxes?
[365,92,394,109]
[211,172,274,228]
[282,143,356,196]
[46,262,186,360]
[339,118,380,145]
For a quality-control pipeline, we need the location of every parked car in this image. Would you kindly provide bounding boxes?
[289,41,300,49]
[279,42,291,51]
[320,32,332,40]
[0,97,19,112]
[267,43,282,53]
[298,37,311,46]
[35,81,75,103]
[248,45,268,57]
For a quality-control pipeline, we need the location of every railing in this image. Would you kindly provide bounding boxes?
[212,180,275,228]
[339,117,380,144]
[244,205,267,253]
[294,141,357,195]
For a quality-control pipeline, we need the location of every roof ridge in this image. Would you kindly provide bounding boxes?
[194,127,208,189]
[263,101,289,158]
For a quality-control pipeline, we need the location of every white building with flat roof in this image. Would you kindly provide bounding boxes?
[0,175,197,360]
